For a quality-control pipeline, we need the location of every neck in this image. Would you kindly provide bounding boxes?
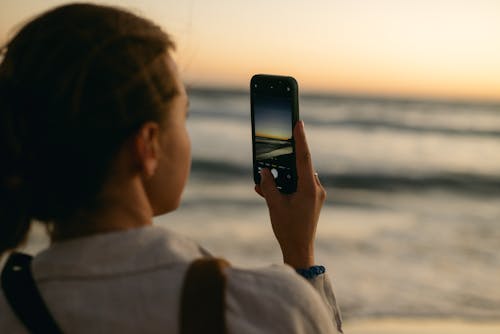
[51,176,153,242]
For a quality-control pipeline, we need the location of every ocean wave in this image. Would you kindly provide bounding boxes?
[191,159,500,195]
[307,119,500,137]
[189,109,500,138]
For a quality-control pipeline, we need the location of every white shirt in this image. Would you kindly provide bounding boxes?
[0,225,343,333]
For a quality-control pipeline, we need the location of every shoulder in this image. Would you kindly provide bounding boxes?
[31,225,212,279]
[225,264,336,334]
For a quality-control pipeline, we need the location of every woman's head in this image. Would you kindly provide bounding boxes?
[0,3,190,253]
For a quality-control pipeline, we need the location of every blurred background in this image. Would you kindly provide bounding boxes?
[2,1,500,332]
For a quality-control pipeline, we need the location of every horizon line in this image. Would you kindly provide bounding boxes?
[255,133,291,141]
[186,84,500,106]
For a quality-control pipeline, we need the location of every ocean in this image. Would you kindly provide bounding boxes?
[163,88,500,320]
[19,88,500,321]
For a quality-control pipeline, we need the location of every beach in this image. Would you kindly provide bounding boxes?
[345,318,500,334]
[177,89,500,323]
[6,88,500,329]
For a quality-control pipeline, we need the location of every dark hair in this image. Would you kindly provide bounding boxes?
[0,3,176,253]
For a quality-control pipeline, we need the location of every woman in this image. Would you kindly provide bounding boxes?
[0,3,343,333]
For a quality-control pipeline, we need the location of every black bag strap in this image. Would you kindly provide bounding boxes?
[1,252,62,334]
[180,257,230,334]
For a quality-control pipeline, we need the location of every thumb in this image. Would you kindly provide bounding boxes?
[260,168,280,201]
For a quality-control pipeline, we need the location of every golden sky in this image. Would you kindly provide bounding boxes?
[1,0,500,101]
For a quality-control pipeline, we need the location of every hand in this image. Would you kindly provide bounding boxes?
[255,120,326,269]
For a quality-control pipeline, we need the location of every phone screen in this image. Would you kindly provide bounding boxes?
[251,75,298,193]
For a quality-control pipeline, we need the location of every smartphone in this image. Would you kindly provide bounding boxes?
[250,74,299,194]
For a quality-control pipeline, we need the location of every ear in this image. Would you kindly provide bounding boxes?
[133,122,161,178]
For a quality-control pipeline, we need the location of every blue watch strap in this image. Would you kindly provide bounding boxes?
[295,265,326,279]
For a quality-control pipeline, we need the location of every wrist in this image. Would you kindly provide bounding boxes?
[282,247,315,269]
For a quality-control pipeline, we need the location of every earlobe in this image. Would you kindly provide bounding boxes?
[135,122,160,178]
[143,152,158,178]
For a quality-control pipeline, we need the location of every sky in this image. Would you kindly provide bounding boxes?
[1,0,500,101]
[254,96,293,140]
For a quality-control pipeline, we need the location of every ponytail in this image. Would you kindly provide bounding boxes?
[0,177,32,254]
[0,70,32,254]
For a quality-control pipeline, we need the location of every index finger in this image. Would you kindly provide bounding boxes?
[294,120,315,190]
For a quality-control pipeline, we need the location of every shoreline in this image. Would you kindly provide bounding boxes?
[344,318,500,334]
